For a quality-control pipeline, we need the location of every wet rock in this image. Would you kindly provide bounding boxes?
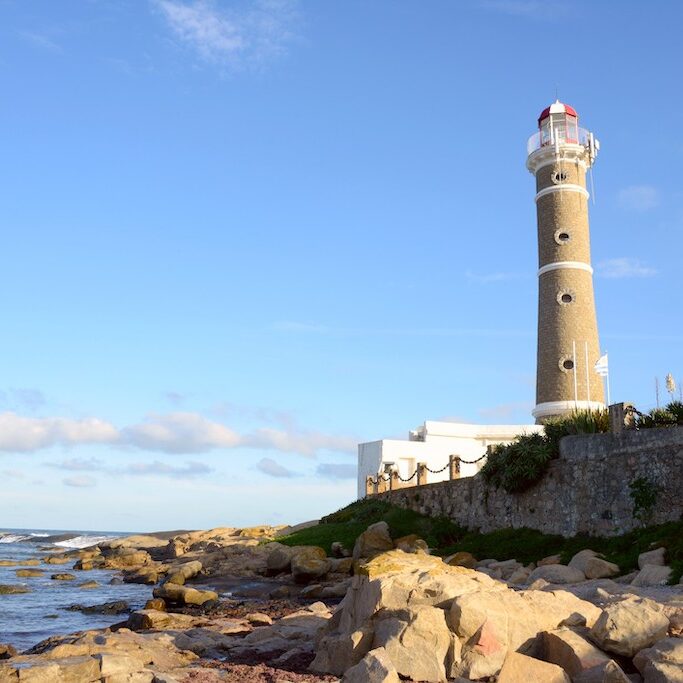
[165,560,202,585]
[144,598,166,611]
[43,556,71,565]
[246,612,273,626]
[51,573,77,581]
[153,583,218,606]
[0,585,30,594]
[124,567,160,585]
[78,580,99,589]
[67,600,130,615]
[15,568,44,577]
[126,609,196,631]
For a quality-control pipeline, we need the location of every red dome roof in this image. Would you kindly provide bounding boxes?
[538,100,578,124]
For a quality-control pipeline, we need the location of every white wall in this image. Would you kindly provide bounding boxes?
[357,421,542,499]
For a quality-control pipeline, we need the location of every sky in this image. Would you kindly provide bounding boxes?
[0,0,681,532]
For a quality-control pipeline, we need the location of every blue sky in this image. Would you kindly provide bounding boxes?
[0,0,681,531]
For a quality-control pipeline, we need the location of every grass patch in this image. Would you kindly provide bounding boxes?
[277,499,683,583]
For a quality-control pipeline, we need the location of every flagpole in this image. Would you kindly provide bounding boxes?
[585,341,591,404]
[572,340,578,406]
[606,354,611,405]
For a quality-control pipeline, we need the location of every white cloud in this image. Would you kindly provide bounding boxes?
[596,258,657,279]
[47,457,107,472]
[617,185,660,211]
[122,412,241,453]
[0,413,119,452]
[244,427,357,457]
[255,457,297,478]
[123,460,213,478]
[316,463,356,480]
[153,0,297,68]
[18,31,62,52]
[0,411,355,458]
[63,476,97,488]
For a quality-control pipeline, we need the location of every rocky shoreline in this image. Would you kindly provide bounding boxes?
[0,522,681,682]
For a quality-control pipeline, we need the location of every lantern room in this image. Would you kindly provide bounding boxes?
[538,100,579,147]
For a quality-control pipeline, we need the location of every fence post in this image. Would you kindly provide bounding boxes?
[391,470,400,490]
[449,455,460,480]
[365,476,374,497]
[416,462,427,486]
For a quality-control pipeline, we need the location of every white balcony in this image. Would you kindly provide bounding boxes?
[527,127,591,156]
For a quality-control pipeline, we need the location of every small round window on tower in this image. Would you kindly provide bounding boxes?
[557,289,576,306]
[556,231,570,244]
[563,359,574,371]
[551,171,568,184]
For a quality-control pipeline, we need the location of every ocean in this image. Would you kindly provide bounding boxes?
[0,528,152,651]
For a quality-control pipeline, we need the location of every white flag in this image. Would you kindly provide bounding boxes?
[594,353,609,377]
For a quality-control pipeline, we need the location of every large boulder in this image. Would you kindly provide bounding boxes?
[631,564,672,587]
[153,583,218,606]
[372,607,453,682]
[633,637,683,683]
[498,651,570,683]
[584,557,620,580]
[638,547,666,569]
[103,549,152,570]
[266,544,295,575]
[541,628,612,678]
[393,534,429,555]
[450,586,601,679]
[290,547,330,584]
[589,598,670,657]
[341,647,400,683]
[568,549,600,574]
[444,552,477,569]
[165,560,202,585]
[527,564,586,584]
[352,522,394,561]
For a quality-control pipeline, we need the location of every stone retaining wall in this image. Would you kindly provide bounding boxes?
[377,427,683,537]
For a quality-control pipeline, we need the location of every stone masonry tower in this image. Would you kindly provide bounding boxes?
[527,101,605,423]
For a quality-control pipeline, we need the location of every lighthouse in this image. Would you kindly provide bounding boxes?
[527,101,605,423]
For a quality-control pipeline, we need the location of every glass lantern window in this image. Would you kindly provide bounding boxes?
[539,113,579,146]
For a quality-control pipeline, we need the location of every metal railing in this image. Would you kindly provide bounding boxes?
[527,127,591,156]
[365,452,490,497]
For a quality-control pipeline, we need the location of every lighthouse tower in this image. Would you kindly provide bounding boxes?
[527,101,605,423]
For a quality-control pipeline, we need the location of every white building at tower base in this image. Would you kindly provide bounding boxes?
[357,420,542,499]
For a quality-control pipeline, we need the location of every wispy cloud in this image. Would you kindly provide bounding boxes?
[18,31,63,52]
[596,257,657,279]
[0,411,355,458]
[48,457,213,480]
[464,270,527,285]
[63,476,97,488]
[316,463,356,480]
[617,185,660,211]
[256,457,297,478]
[479,401,534,421]
[153,0,298,69]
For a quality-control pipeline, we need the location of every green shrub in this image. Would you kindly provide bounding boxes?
[629,477,660,523]
[636,401,683,429]
[481,432,551,493]
[482,409,609,493]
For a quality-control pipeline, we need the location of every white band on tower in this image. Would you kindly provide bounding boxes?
[537,261,594,277]
[535,184,589,202]
[532,400,606,420]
